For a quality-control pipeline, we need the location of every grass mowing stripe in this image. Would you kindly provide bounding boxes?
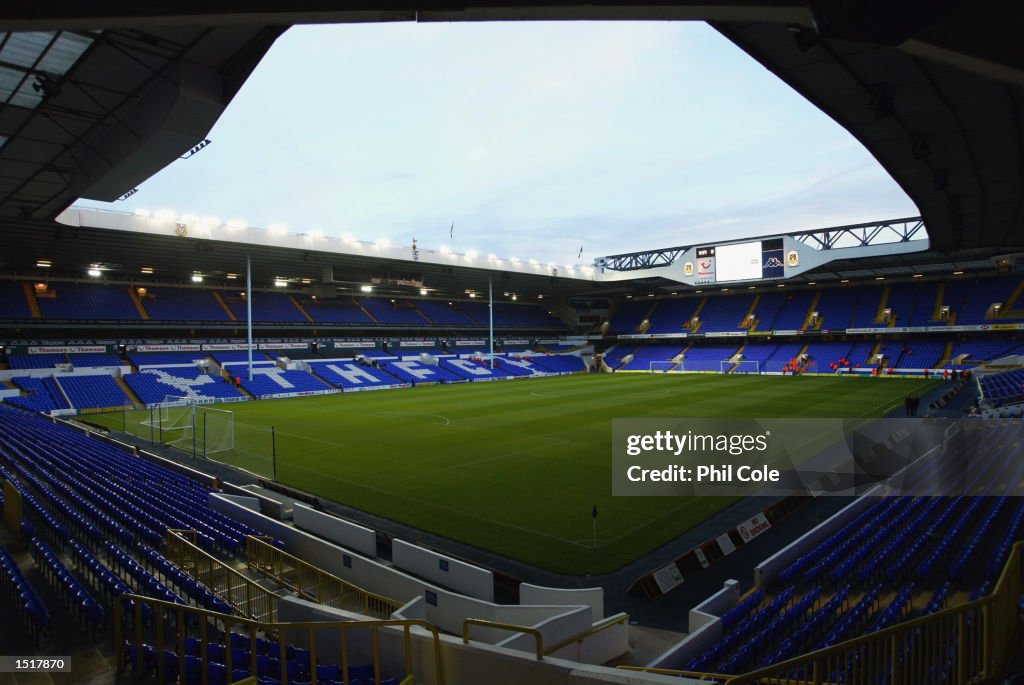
[162,373,943,574]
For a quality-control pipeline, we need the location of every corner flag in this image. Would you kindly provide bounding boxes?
[592,505,598,519]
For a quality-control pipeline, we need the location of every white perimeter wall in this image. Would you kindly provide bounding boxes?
[392,539,493,602]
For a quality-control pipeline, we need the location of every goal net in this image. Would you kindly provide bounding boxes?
[720,360,760,374]
[142,395,234,456]
[649,360,683,373]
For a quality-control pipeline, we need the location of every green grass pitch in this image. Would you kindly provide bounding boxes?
[104,373,939,574]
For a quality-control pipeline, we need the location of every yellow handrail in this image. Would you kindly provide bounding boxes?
[245,534,402,619]
[165,529,278,622]
[113,592,444,685]
[544,613,630,655]
[462,618,545,659]
[617,542,1024,685]
[617,665,733,682]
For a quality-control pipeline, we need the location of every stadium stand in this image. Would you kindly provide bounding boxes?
[139,287,228,321]
[128,351,209,368]
[0,281,32,318]
[696,294,755,333]
[308,360,402,389]
[647,298,703,334]
[221,291,307,322]
[7,353,68,369]
[457,301,516,326]
[69,353,125,367]
[232,367,331,398]
[124,369,247,405]
[301,297,375,324]
[847,285,885,328]
[980,368,1024,406]
[211,350,276,365]
[415,299,477,325]
[618,344,686,371]
[7,377,71,413]
[529,354,586,373]
[359,297,430,325]
[677,344,743,372]
[35,282,140,320]
[56,375,132,410]
[685,458,1024,678]
[947,338,1024,367]
[439,357,514,380]
[948,275,1024,325]
[608,299,653,334]
[494,302,565,328]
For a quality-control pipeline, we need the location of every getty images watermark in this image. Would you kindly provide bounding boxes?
[611,417,1022,497]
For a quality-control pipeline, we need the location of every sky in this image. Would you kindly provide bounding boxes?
[77,21,918,266]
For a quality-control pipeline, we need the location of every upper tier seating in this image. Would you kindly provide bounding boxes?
[456,301,515,326]
[211,351,275,365]
[697,294,755,333]
[301,298,375,324]
[359,298,430,325]
[68,353,124,367]
[140,287,228,321]
[647,298,703,335]
[608,299,653,334]
[222,292,307,323]
[36,283,140,320]
[847,286,885,328]
[0,281,32,318]
[493,302,565,328]
[415,300,476,325]
[945,275,1024,325]
[128,351,209,368]
[7,353,67,369]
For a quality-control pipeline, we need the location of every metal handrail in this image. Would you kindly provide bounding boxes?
[544,613,630,655]
[245,534,402,619]
[113,592,445,685]
[462,618,545,659]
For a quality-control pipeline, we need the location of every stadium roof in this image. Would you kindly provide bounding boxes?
[0,1,1021,298]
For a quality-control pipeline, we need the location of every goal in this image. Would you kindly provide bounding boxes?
[649,360,683,373]
[720,360,760,374]
[144,395,235,456]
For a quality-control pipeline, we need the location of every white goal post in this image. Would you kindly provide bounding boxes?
[720,360,760,374]
[145,395,235,455]
[649,360,683,373]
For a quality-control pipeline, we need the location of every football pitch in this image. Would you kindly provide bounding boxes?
[101,373,938,574]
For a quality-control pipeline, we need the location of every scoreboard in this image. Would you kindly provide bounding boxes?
[686,238,791,285]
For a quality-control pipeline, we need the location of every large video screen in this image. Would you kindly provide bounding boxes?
[714,241,763,282]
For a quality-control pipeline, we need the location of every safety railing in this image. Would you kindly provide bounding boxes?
[462,618,545,659]
[245,534,402,619]
[113,592,444,685]
[544,613,630,656]
[165,529,277,622]
[620,541,1024,685]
